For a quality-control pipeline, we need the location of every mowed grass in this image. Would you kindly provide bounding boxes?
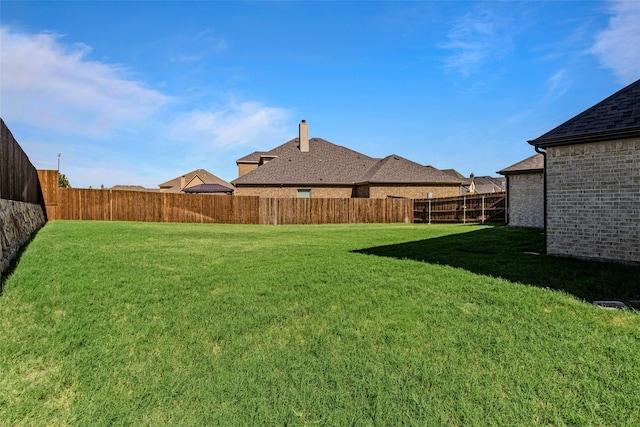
[1,221,640,425]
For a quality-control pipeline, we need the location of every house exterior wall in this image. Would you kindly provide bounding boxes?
[368,184,460,199]
[237,163,258,177]
[545,137,640,264]
[234,186,353,198]
[506,172,544,228]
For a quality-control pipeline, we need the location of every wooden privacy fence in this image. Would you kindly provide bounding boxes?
[52,189,260,224]
[41,184,413,225]
[414,192,505,224]
[259,197,412,225]
[1,119,42,204]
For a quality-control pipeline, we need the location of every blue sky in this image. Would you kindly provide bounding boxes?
[2,1,639,188]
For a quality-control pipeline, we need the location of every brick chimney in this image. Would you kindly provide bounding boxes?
[299,119,309,153]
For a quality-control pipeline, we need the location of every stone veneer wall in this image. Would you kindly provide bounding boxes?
[545,137,639,264]
[0,199,46,278]
[506,172,544,228]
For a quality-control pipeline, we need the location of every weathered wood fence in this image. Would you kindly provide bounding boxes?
[38,172,413,225]
[414,192,505,224]
[38,171,502,226]
[1,119,43,204]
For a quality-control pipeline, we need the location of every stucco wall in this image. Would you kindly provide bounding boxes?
[506,172,544,228]
[0,199,46,278]
[545,137,639,264]
[234,186,354,198]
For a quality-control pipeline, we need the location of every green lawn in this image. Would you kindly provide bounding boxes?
[1,221,639,425]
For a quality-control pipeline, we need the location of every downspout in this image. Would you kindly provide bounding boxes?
[535,145,547,252]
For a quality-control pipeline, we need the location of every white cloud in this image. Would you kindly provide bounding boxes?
[440,10,512,76]
[0,26,171,136]
[545,70,570,101]
[591,0,640,84]
[0,26,294,188]
[170,99,292,150]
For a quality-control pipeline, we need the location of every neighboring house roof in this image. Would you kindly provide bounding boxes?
[232,138,463,186]
[529,78,640,147]
[463,176,506,194]
[441,169,467,180]
[159,169,233,193]
[357,155,462,184]
[233,138,378,185]
[237,151,269,164]
[497,153,544,175]
[182,184,234,194]
[110,185,157,192]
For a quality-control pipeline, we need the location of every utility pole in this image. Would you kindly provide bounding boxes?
[57,153,61,171]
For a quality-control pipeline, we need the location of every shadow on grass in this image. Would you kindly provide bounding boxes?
[353,226,640,303]
[0,228,43,296]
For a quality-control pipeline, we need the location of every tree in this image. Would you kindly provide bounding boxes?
[58,173,72,188]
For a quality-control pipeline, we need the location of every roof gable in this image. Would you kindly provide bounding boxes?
[530,79,640,147]
[159,169,232,190]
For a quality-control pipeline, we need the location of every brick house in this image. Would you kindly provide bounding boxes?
[159,169,233,194]
[462,174,506,195]
[528,78,640,264]
[497,154,544,228]
[232,120,463,199]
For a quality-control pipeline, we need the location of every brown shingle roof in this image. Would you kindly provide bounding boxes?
[236,151,268,164]
[182,184,233,194]
[467,176,506,193]
[498,153,544,175]
[110,185,157,192]
[529,78,640,147]
[441,168,467,180]
[358,155,463,184]
[159,169,232,192]
[232,138,378,185]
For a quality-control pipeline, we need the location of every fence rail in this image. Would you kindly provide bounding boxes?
[414,192,505,224]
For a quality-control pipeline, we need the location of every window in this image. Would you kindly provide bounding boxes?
[297,189,311,198]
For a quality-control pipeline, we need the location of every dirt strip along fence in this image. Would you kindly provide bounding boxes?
[414,192,505,224]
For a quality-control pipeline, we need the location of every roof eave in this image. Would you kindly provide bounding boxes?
[356,180,464,185]
[497,168,544,176]
[233,181,355,187]
[528,126,640,148]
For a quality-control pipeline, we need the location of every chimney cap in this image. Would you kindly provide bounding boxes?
[301,119,306,123]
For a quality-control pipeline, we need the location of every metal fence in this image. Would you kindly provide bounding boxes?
[414,193,506,224]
